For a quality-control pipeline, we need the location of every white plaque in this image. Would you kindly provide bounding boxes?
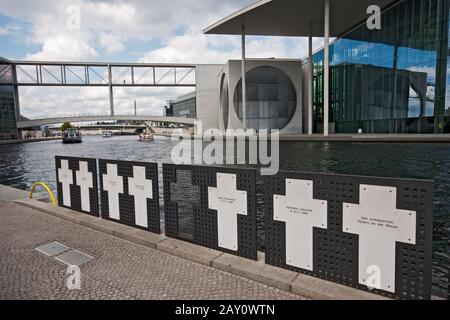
[343,184,416,293]
[273,179,327,271]
[102,164,123,220]
[128,166,153,228]
[208,173,247,251]
[58,159,73,207]
[75,161,93,212]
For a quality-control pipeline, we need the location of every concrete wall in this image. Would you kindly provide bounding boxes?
[195,64,224,133]
[302,63,311,134]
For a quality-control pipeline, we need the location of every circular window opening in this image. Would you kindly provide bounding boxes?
[233,66,297,130]
[220,73,229,130]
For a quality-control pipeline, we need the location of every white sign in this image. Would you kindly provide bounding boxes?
[58,159,73,207]
[128,166,153,228]
[343,184,416,293]
[208,173,247,251]
[273,179,327,271]
[75,161,93,212]
[102,164,123,220]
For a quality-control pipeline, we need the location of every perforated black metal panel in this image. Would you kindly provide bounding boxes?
[264,171,433,300]
[163,164,257,260]
[55,156,99,217]
[99,159,160,234]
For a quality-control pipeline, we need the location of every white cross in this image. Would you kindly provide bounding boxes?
[343,184,416,293]
[75,161,93,212]
[128,166,153,228]
[208,173,247,251]
[273,179,327,271]
[102,163,123,220]
[58,159,73,207]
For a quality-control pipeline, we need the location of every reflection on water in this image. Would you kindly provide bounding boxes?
[0,135,448,296]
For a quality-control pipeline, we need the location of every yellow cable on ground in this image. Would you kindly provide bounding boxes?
[30,182,57,206]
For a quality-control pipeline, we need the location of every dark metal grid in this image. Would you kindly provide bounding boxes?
[264,171,433,300]
[99,159,160,234]
[163,164,257,260]
[55,156,99,217]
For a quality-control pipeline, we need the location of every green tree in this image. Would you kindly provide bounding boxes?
[60,122,73,132]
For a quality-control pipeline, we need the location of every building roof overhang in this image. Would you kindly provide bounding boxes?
[204,0,401,38]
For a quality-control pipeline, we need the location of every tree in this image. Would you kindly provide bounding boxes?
[60,122,73,132]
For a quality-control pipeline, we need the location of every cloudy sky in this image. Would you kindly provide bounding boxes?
[0,0,324,118]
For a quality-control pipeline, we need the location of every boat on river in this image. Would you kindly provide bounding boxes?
[139,132,154,142]
[62,129,82,144]
[102,131,113,138]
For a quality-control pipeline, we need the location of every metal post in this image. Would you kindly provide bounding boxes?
[12,65,22,139]
[308,24,314,135]
[390,46,398,134]
[107,64,114,116]
[241,26,247,130]
[85,66,89,84]
[323,0,330,136]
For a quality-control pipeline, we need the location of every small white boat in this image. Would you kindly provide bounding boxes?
[102,131,113,138]
[139,132,154,142]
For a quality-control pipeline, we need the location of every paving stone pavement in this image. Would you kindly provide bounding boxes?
[0,200,303,300]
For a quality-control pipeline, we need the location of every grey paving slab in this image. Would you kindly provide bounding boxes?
[0,185,31,201]
[0,200,302,300]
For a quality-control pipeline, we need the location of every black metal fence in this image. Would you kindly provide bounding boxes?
[55,156,435,299]
[99,159,160,233]
[163,164,257,260]
[55,156,99,217]
[264,171,434,300]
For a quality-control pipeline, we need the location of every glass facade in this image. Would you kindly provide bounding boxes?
[234,66,297,130]
[445,5,450,132]
[0,58,17,140]
[170,93,197,118]
[312,0,449,134]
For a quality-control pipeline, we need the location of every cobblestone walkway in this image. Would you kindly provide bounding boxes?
[0,200,301,300]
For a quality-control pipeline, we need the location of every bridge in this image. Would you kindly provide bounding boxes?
[17,115,196,129]
[0,58,200,138]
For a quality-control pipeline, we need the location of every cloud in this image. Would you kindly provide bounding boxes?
[0,0,321,119]
[99,32,125,54]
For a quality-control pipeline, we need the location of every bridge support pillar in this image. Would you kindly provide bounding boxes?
[12,65,22,140]
[108,64,114,116]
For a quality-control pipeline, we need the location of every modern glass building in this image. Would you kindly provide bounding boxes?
[168,92,197,118]
[0,57,17,140]
[205,0,450,135]
[311,0,449,134]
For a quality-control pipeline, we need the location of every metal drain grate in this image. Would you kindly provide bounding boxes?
[55,250,94,266]
[35,241,70,257]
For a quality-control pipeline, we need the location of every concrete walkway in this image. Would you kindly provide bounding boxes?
[0,200,302,300]
[0,137,61,145]
[0,185,30,201]
[281,134,450,142]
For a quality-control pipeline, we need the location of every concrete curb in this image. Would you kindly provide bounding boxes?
[14,199,389,300]
[157,238,224,266]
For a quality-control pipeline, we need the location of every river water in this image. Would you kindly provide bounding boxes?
[0,135,448,297]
